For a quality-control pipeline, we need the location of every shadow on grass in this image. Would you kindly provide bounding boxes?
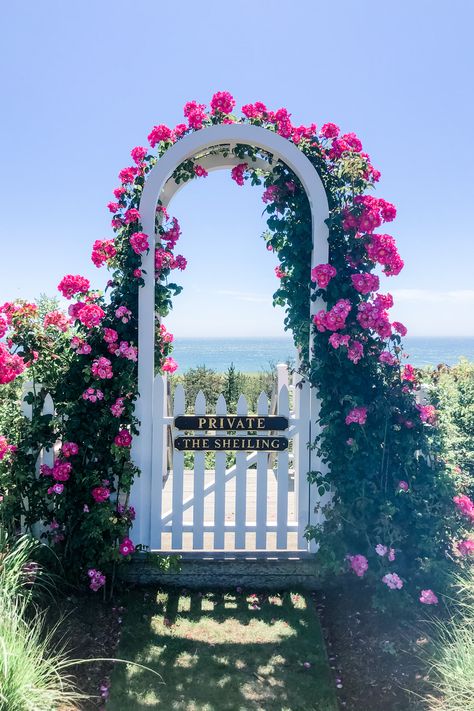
[108,588,337,711]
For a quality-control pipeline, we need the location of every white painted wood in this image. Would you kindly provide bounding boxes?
[171,384,185,550]
[214,393,227,549]
[277,363,289,393]
[150,375,166,549]
[131,123,330,552]
[295,377,311,550]
[192,391,206,549]
[234,394,248,549]
[276,385,290,549]
[255,392,269,549]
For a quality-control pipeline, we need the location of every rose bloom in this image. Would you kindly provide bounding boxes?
[114,429,132,447]
[57,274,90,299]
[347,554,368,578]
[119,537,135,556]
[420,589,438,605]
[162,356,178,373]
[91,486,110,503]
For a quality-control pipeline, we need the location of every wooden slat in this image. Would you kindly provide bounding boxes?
[276,385,290,549]
[171,384,185,549]
[296,378,311,550]
[214,393,227,549]
[150,375,165,549]
[234,394,248,549]
[192,390,206,549]
[255,392,269,549]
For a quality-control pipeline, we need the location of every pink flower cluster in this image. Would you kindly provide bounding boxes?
[345,406,368,425]
[210,91,235,115]
[419,589,438,605]
[91,239,116,268]
[115,306,132,323]
[124,208,141,224]
[107,340,137,361]
[453,494,474,522]
[402,364,416,382]
[119,537,135,556]
[76,303,105,330]
[162,356,178,373]
[0,343,25,384]
[375,544,396,561]
[129,232,149,254]
[91,357,113,380]
[148,124,173,147]
[262,185,280,204]
[379,351,397,366]
[366,234,404,276]
[231,163,247,186]
[41,460,72,482]
[357,299,392,339]
[82,387,104,403]
[61,441,79,458]
[382,573,403,590]
[43,310,70,332]
[347,554,368,577]
[57,275,90,299]
[91,486,110,503]
[311,263,337,289]
[131,146,147,165]
[114,429,132,447]
[274,266,286,279]
[88,568,106,592]
[343,195,397,234]
[184,100,207,130]
[194,164,208,178]
[351,273,379,294]
[313,299,351,332]
[110,397,125,417]
[417,404,436,424]
[0,435,16,461]
[71,336,91,355]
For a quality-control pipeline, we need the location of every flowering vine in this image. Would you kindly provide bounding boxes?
[0,91,469,601]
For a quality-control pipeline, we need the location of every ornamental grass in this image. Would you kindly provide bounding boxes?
[0,530,86,711]
[425,569,474,711]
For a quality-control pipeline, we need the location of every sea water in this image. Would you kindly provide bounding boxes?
[170,337,474,373]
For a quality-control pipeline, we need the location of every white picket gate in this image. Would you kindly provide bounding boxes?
[141,364,315,555]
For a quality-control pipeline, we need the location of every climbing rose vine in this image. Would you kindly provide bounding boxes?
[0,91,469,601]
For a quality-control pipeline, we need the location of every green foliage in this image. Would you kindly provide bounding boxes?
[223,362,242,412]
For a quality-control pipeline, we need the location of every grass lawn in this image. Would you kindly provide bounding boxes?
[108,588,338,711]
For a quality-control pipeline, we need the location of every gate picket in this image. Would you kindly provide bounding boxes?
[234,394,248,549]
[213,393,227,549]
[171,384,185,549]
[192,391,206,549]
[276,385,290,549]
[150,374,165,549]
[255,392,269,549]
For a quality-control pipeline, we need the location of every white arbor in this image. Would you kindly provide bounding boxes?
[130,124,329,551]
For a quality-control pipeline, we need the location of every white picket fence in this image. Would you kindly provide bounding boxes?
[145,364,314,554]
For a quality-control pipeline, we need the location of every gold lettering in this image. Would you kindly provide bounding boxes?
[257,418,265,429]
[271,439,280,449]
[226,418,235,429]
[192,438,201,449]
[208,418,217,430]
[246,417,255,428]
[198,417,207,429]
[235,419,245,429]
[222,439,231,449]
[215,439,222,449]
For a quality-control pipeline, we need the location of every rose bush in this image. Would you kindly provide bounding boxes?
[0,92,470,601]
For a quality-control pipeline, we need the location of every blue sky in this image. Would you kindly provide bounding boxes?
[1,1,473,337]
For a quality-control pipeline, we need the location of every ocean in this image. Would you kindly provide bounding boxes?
[171,337,474,373]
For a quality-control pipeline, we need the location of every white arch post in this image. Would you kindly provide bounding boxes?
[130,124,329,549]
